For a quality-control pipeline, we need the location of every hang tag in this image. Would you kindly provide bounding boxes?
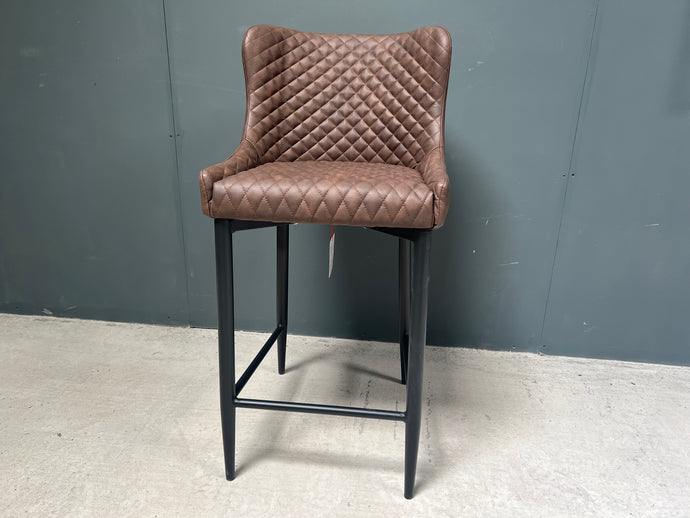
[328,225,335,278]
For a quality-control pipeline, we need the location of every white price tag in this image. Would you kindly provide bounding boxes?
[328,226,335,278]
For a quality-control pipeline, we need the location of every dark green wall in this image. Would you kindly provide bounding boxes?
[1,1,688,365]
[0,1,189,323]
[541,0,690,364]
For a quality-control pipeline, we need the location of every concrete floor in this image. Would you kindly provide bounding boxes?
[1,314,689,517]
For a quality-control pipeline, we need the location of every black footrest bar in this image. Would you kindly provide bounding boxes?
[234,397,406,421]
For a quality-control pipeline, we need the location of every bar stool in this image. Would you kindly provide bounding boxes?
[198,24,452,498]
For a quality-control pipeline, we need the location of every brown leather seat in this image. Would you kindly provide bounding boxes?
[200,24,451,229]
[198,24,452,499]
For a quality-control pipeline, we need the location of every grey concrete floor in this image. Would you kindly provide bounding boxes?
[1,314,689,517]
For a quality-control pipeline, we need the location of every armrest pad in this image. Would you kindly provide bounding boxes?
[199,139,260,217]
[418,147,450,229]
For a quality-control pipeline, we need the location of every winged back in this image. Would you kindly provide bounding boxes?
[240,25,452,168]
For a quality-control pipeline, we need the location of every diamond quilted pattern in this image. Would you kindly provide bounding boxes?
[199,25,452,229]
[210,162,434,228]
[200,140,260,217]
[242,25,451,167]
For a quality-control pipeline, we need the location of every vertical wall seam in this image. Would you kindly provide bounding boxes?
[162,0,193,326]
[537,0,601,348]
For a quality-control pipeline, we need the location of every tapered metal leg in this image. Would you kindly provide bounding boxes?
[404,231,432,499]
[214,219,236,481]
[399,239,411,385]
[277,224,289,374]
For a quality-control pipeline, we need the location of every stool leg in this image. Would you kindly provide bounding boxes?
[404,231,432,499]
[399,239,411,385]
[214,219,236,480]
[277,224,289,374]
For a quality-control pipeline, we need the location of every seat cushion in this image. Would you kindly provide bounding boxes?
[209,161,434,228]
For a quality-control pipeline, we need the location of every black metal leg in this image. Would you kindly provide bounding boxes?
[277,224,289,374]
[404,231,432,499]
[214,219,236,481]
[398,239,411,385]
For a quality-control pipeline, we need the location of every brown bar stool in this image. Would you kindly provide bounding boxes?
[199,24,452,498]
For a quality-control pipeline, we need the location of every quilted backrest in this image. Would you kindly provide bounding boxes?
[241,25,452,168]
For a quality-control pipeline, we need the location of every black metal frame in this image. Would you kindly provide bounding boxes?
[214,218,432,499]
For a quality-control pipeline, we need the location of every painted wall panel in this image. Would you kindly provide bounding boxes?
[0,1,189,323]
[541,0,690,364]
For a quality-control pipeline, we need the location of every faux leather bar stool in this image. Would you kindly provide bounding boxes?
[199,25,451,498]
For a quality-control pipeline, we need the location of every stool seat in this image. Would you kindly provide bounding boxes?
[208,160,436,228]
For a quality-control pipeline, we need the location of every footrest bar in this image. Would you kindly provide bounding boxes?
[234,397,406,421]
[235,325,284,395]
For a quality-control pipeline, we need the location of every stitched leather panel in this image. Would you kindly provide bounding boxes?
[418,147,450,228]
[199,140,260,217]
[242,25,451,168]
[210,161,434,228]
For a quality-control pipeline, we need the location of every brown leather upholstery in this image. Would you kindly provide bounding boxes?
[200,25,452,229]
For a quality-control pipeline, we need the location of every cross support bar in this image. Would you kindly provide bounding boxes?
[234,397,406,421]
[235,325,284,396]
